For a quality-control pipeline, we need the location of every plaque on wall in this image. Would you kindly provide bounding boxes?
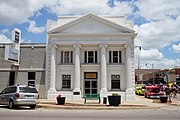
[85,72,97,79]
[73,92,80,95]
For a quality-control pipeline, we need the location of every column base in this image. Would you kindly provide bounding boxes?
[125,88,135,101]
[100,88,108,104]
[100,88,108,94]
[73,88,81,100]
[47,88,57,100]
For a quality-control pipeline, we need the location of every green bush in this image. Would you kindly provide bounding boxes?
[112,93,118,96]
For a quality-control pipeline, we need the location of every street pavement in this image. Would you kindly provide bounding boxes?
[37,94,180,110]
[0,106,179,120]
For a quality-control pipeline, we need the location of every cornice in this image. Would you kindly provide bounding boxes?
[49,33,137,37]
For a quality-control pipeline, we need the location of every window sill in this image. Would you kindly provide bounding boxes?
[108,63,124,65]
[110,89,121,91]
[58,63,74,65]
[61,89,72,91]
[81,63,100,67]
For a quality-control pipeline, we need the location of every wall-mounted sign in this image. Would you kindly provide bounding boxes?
[4,28,21,65]
[4,45,19,62]
[85,72,97,79]
[12,28,21,44]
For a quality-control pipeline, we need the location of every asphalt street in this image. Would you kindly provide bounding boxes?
[0,106,179,120]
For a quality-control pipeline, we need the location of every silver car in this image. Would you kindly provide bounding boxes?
[0,85,39,109]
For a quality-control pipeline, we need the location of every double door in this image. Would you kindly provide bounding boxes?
[84,72,98,94]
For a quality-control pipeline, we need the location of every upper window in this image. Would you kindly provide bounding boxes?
[109,51,121,63]
[61,51,73,64]
[62,75,71,89]
[84,51,97,63]
[111,75,120,90]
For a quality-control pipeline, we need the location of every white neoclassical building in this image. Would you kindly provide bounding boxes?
[46,13,137,101]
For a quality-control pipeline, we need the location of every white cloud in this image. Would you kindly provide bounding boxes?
[27,21,45,34]
[135,0,180,21]
[0,29,9,34]
[108,1,134,15]
[134,48,180,69]
[0,0,134,25]
[134,0,180,49]
[0,34,12,43]
[134,16,180,49]
[140,48,164,61]
[0,0,58,25]
[48,0,134,16]
[172,43,180,53]
[48,0,109,15]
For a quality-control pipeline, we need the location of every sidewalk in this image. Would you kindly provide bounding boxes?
[37,96,180,110]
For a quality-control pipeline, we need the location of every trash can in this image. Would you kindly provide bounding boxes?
[103,97,107,104]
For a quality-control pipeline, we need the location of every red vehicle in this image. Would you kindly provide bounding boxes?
[144,85,164,98]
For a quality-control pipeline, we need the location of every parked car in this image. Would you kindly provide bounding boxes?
[135,85,145,95]
[144,85,164,98]
[0,85,39,109]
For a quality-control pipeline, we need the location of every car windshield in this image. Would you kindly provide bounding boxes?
[142,86,145,89]
[19,87,38,93]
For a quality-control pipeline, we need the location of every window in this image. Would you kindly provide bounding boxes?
[28,72,36,87]
[61,51,73,64]
[84,51,97,63]
[62,75,71,89]
[109,51,121,63]
[9,71,15,86]
[111,75,120,90]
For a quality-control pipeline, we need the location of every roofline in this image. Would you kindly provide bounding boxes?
[0,43,46,47]
[48,13,135,34]
[49,33,137,38]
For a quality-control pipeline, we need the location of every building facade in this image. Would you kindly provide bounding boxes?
[46,13,137,101]
[0,43,46,98]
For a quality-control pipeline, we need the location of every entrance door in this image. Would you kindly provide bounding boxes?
[84,72,97,94]
[9,71,15,86]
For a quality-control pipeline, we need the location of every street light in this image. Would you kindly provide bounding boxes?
[146,63,154,85]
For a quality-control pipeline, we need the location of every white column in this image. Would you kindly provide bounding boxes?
[73,44,81,99]
[48,44,57,99]
[100,44,108,94]
[125,44,133,91]
[125,44,134,100]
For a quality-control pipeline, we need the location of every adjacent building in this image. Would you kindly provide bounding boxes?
[0,43,46,98]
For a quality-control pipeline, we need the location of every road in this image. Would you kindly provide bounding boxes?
[0,106,179,120]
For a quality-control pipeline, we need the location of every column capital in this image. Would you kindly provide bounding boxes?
[51,44,58,49]
[73,44,81,48]
[124,43,132,50]
[99,43,107,48]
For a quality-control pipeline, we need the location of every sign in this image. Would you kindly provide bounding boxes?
[12,28,21,44]
[85,73,97,79]
[5,45,19,62]
[4,28,21,65]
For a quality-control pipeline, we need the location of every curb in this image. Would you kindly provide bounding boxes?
[37,103,160,110]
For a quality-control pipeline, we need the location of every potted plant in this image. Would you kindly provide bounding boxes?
[56,94,66,105]
[160,96,168,103]
[108,93,121,106]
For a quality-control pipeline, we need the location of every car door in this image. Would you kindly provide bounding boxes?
[0,88,7,105]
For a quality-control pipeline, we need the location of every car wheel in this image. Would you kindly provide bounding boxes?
[29,105,36,109]
[9,100,14,109]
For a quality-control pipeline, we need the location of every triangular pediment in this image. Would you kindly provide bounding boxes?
[49,13,134,35]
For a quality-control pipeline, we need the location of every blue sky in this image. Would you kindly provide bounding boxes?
[0,0,179,69]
